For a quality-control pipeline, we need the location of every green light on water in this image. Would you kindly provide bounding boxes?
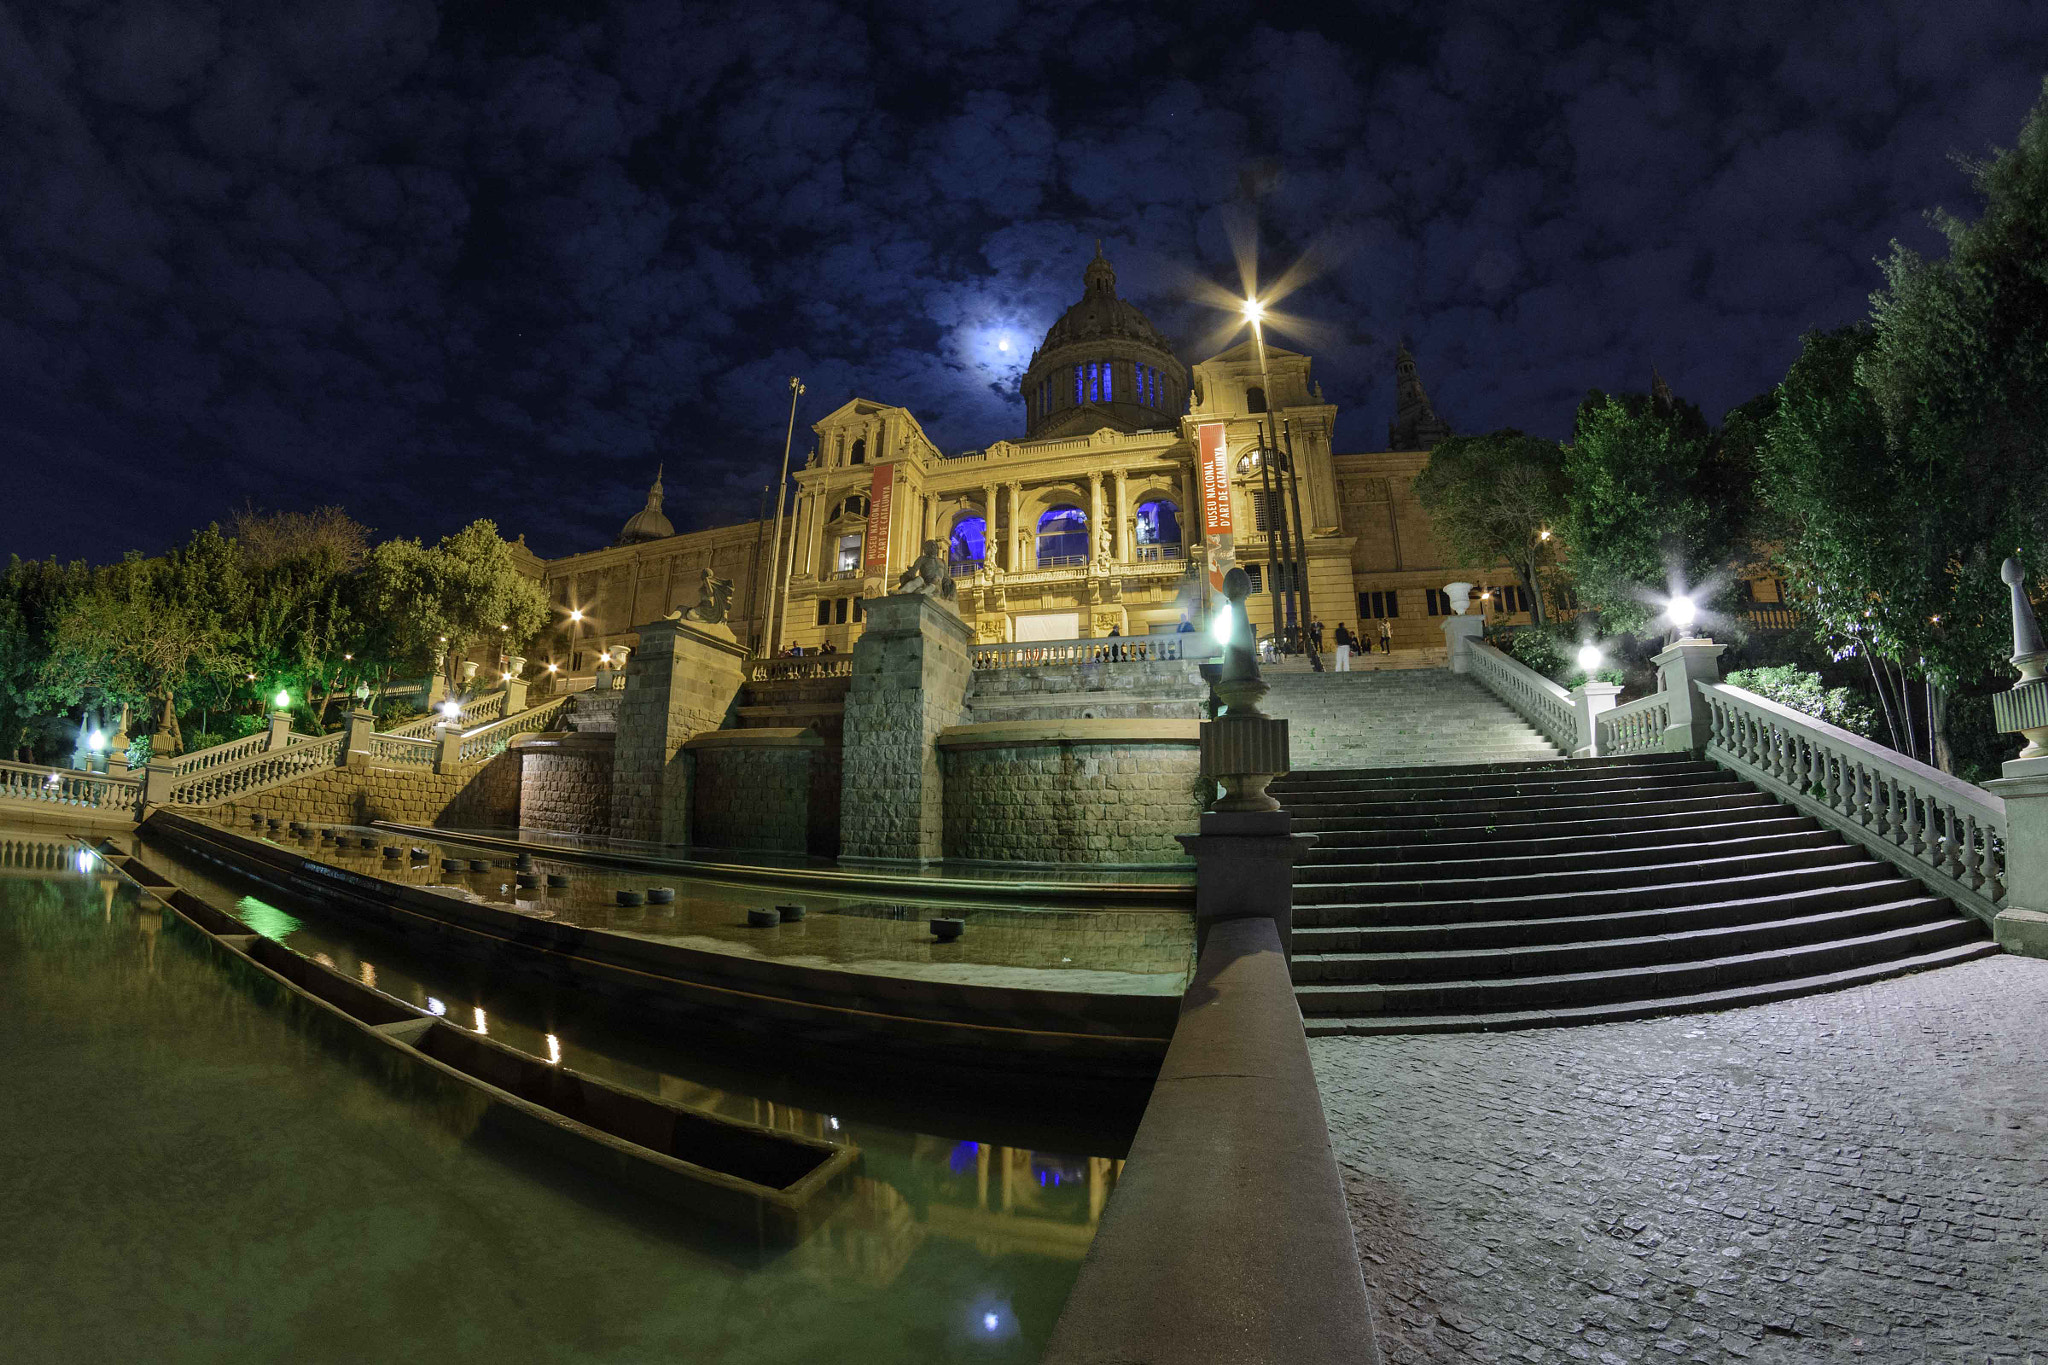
[236,896,302,943]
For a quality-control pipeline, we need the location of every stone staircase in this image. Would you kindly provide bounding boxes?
[1261,668,1561,770]
[1274,754,1997,1034]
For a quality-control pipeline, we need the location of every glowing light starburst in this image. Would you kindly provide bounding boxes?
[1175,207,1345,359]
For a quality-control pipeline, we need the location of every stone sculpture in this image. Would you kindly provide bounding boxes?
[668,567,734,625]
[893,539,958,601]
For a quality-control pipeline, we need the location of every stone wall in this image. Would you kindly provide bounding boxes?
[684,730,818,854]
[565,687,623,733]
[939,721,1204,865]
[516,736,613,837]
[206,751,520,831]
[967,655,1210,723]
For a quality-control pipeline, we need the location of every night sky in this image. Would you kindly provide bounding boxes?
[5,2,2045,565]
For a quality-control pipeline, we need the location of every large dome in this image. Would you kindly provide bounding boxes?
[617,466,674,545]
[1020,245,1187,440]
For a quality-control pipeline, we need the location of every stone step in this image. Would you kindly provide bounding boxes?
[1275,762,1719,799]
[1292,895,1956,983]
[1293,883,1936,955]
[1281,775,1747,818]
[1289,788,1773,836]
[1299,812,1818,861]
[1296,829,1848,886]
[1298,939,2001,1035]
[1279,754,1696,783]
[1296,861,1901,918]
[1293,916,1988,1016]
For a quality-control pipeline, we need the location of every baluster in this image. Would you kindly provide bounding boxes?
[1988,825,2007,904]
[1771,723,1790,782]
[1880,775,1901,847]
[1850,764,1870,828]
[1903,783,1924,859]
[1961,813,1984,893]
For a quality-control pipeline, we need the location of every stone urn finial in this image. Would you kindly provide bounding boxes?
[1996,557,2048,761]
[1202,567,1291,813]
[2004,557,2047,681]
[1213,566,1269,718]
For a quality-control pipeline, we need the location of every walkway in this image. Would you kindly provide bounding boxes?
[1314,954,2048,1363]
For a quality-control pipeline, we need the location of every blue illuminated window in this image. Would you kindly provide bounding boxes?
[1103,361,1113,401]
[1074,366,1083,405]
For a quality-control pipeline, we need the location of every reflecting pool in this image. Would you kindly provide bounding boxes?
[0,827,1130,1363]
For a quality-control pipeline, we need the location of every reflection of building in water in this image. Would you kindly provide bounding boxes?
[0,834,97,876]
[795,1177,926,1288]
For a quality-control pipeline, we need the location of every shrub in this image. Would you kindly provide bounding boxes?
[379,699,424,728]
[1724,665,1877,738]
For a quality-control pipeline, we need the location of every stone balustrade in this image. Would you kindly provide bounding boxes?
[163,732,346,807]
[972,633,1218,670]
[749,654,854,683]
[1597,694,1672,755]
[457,696,567,764]
[366,733,438,768]
[1699,682,2007,923]
[0,759,142,819]
[166,729,274,777]
[1465,641,1581,753]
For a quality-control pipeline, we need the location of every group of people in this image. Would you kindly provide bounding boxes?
[777,641,839,657]
[1329,619,1393,671]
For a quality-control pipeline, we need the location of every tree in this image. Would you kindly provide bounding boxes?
[363,520,548,692]
[229,504,373,573]
[1558,384,1755,636]
[1413,430,1568,625]
[1759,80,2048,770]
[0,557,91,761]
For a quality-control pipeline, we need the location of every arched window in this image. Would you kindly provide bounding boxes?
[835,533,863,573]
[1101,360,1113,401]
[948,515,987,567]
[1036,505,1088,564]
[1073,366,1083,406]
[836,493,869,520]
[1135,499,1182,548]
[850,438,866,465]
[1246,386,1267,414]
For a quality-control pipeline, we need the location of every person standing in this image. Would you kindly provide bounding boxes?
[1310,619,1324,653]
[1333,621,1353,671]
[1379,618,1393,654]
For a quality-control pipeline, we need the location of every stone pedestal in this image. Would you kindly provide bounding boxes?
[1175,810,1317,959]
[1441,615,1485,673]
[608,618,748,845]
[1985,757,2048,959]
[265,708,294,751]
[343,707,378,770]
[142,758,176,808]
[840,593,973,864]
[1572,680,1622,758]
[1651,637,1727,755]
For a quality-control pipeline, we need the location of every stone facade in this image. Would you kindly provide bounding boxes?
[839,595,973,862]
[516,736,613,837]
[684,730,820,854]
[607,619,747,844]
[207,751,520,831]
[939,726,1204,865]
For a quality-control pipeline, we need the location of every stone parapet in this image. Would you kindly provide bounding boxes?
[966,656,1210,723]
[207,750,520,831]
[513,732,615,837]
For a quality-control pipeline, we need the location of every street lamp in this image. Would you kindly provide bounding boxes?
[1667,594,1698,637]
[1239,294,1318,669]
[764,374,806,656]
[1576,643,1603,672]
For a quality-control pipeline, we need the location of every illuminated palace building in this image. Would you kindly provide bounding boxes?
[536,247,1527,668]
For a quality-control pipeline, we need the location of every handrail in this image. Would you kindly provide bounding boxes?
[366,733,437,768]
[0,759,142,816]
[1596,692,1672,756]
[165,731,346,807]
[749,655,853,683]
[1699,682,2007,923]
[1465,641,1580,754]
[971,634,1220,670]
[458,696,567,763]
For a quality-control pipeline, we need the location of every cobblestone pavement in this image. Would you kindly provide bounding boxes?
[1312,956,2048,1364]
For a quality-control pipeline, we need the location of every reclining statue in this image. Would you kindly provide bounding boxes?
[667,567,734,625]
[892,539,958,600]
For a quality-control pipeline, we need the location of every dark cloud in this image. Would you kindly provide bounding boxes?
[2,0,2044,562]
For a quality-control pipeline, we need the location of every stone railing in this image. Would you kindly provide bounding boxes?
[167,729,274,777]
[1465,642,1581,753]
[165,732,346,807]
[1699,682,2006,923]
[367,733,438,768]
[972,634,1220,670]
[1745,604,1804,633]
[382,688,508,739]
[457,696,567,764]
[1133,542,1184,563]
[749,655,854,683]
[0,759,143,818]
[1596,694,1672,756]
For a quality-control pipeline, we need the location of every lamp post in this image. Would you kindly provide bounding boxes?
[1277,417,1320,670]
[765,375,805,656]
[1241,298,1320,670]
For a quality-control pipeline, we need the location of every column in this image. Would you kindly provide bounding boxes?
[1088,471,1104,559]
[1179,463,1197,547]
[1114,468,1130,560]
[1007,483,1022,570]
[984,482,998,567]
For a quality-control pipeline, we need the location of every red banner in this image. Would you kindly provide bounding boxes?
[1199,424,1231,536]
[863,462,894,574]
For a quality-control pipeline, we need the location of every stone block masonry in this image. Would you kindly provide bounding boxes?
[516,734,613,837]
[840,594,974,863]
[966,655,1210,723]
[608,619,748,845]
[684,729,819,855]
[208,750,520,830]
[939,720,1204,864]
